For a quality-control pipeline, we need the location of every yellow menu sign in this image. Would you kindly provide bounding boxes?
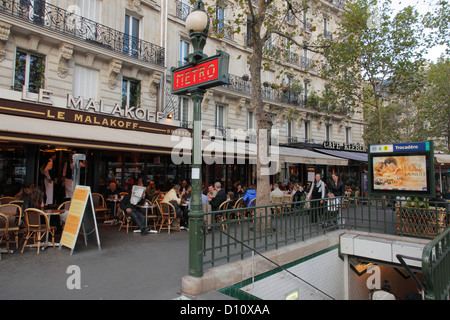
[60,186,101,254]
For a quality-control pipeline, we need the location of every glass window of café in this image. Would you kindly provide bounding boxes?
[0,142,30,197]
[98,151,192,194]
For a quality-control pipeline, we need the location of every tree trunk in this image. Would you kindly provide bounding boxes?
[249,30,273,232]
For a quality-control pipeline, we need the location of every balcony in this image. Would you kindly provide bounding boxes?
[0,0,165,67]
[175,0,192,21]
[222,74,306,108]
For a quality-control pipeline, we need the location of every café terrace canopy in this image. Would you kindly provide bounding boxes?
[435,154,450,168]
[0,114,250,157]
[313,148,368,163]
[271,146,348,166]
[0,114,349,166]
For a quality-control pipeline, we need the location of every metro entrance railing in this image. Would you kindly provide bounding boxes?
[198,196,449,300]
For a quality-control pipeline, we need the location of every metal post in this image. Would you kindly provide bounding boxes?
[188,89,205,277]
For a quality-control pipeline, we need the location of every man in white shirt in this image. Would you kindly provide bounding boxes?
[270,184,284,203]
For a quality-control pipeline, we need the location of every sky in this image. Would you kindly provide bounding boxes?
[390,0,447,62]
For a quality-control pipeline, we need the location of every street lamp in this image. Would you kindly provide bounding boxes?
[185,0,209,278]
[185,0,210,64]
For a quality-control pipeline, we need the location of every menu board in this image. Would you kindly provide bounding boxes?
[60,186,101,255]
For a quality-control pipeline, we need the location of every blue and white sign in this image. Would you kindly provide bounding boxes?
[370,142,430,153]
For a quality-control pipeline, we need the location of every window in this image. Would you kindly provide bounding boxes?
[124,14,140,56]
[287,121,296,143]
[178,96,189,123]
[179,39,190,66]
[216,5,225,34]
[304,121,311,142]
[122,78,141,108]
[215,104,226,136]
[14,49,45,93]
[73,65,99,101]
[246,18,253,47]
[78,0,101,22]
[247,110,256,141]
[325,124,332,142]
[345,127,352,144]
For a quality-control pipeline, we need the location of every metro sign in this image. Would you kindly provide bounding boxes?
[171,50,230,95]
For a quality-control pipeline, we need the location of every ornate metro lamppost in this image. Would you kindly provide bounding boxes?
[172,0,229,277]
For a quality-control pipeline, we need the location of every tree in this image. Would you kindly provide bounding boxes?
[415,58,450,152]
[322,0,426,144]
[203,0,325,231]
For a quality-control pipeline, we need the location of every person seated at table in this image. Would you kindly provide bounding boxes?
[208,182,228,212]
[163,184,185,225]
[270,183,284,203]
[145,181,159,201]
[233,184,244,200]
[243,184,256,207]
[120,186,149,236]
[23,186,62,233]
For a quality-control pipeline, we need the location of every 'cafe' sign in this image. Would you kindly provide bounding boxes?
[323,141,367,152]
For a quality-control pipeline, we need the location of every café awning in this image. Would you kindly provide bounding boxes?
[0,114,180,154]
[272,146,348,166]
[435,154,450,168]
[314,148,368,162]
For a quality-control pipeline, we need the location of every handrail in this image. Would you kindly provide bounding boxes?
[210,224,335,300]
[421,226,450,300]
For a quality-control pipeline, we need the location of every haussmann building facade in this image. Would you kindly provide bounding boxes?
[0,0,366,203]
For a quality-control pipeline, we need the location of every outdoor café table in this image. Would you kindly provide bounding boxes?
[42,209,64,250]
[135,203,157,233]
[105,197,122,223]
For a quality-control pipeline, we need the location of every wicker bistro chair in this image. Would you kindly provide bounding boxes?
[0,213,10,253]
[232,198,244,222]
[21,208,56,255]
[271,196,284,216]
[215,200,230,230]
[158,201,181,234]
[0,204,23,249]
[92,193,108,221]
[0,197,14,205]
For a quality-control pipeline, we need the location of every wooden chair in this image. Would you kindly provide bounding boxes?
[92,193,108,221]
[21,208,56,255]
[245,198,256,218]
[272,196,284,215]
[118,207,139,234]
[233,198,244,222]
[0,197,14,205]
[57,201,71,225]
[0,204,23,249]
[159,201,181,234]
[216,200,230,230]
[142,199,158,230]
[0,213,10,254]
[9,200,23,206]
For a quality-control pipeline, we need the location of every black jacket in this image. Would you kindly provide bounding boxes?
[329,181,345,197]
[210,189,228,211]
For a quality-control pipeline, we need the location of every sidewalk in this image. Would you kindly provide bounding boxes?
[1,223,199,300]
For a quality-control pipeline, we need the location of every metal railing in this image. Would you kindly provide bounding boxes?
[0,0,165,66]
[200,196,449,274]
[422,226,450,300]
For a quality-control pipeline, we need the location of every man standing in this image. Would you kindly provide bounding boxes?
[307,173,326,224]
[43,153,56,205]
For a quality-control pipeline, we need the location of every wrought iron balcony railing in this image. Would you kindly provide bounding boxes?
[175,0,192,21]
[0,0,165,67]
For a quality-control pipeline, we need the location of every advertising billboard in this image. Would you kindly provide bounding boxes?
[368,142,435,197]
